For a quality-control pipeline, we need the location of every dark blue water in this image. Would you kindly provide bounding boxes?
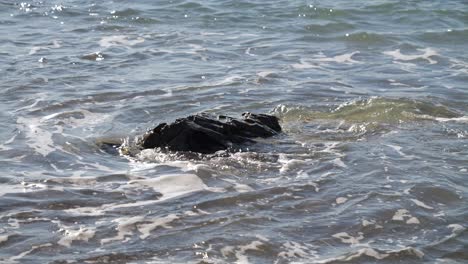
[0,1,467,263]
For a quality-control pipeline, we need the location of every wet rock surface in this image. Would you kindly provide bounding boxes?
[141,113,281,153]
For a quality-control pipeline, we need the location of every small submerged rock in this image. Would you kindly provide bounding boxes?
[141,112,281,154]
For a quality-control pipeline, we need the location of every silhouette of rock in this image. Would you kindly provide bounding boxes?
[141,112,281,153]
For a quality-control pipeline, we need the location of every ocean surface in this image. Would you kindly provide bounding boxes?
[1,0,467,263]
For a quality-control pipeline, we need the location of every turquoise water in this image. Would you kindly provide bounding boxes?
[0,1,467,263]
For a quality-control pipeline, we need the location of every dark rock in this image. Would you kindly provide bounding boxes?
[141,112,281,154]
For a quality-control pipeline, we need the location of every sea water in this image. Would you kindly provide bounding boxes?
[0,1,467,263]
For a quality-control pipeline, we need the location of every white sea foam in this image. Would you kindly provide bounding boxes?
[99,35,145,48]
[0,234,9,243]
[57,225,96,247]
[435,116,468,123]
[235,241,265,264]
[291,59,320,69]
[335,197,348,204]
[392,209,411,221]
[101,216,145,244]
[127,173,214,201]
[386,144,405,156]
[332,232,364,246]
[257,70,276,78]
[245,47,257,56]
[17,110,111,157]
[410,199,434,210]
[392,209,420,224]
[200,32,225,36]
[278,241,318,260]
[291,51,360,69]
[383,48,438,64]
[313,248,389,263]
[406,217,420,224]
[222,178,254,193]
[313,247,423,264]
[28,40,61,55]
[314,51,361,64]
[9,243,53,262]
[65,173,222,216]
[278,155,308,174]
[362,219,383,228]
[386,145,416,159]
[331,157,346,168]
[448,224,465,233]
[17,116,56,157]
[137,214,179,239]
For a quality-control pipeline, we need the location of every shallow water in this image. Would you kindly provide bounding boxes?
[1,0,467,263]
